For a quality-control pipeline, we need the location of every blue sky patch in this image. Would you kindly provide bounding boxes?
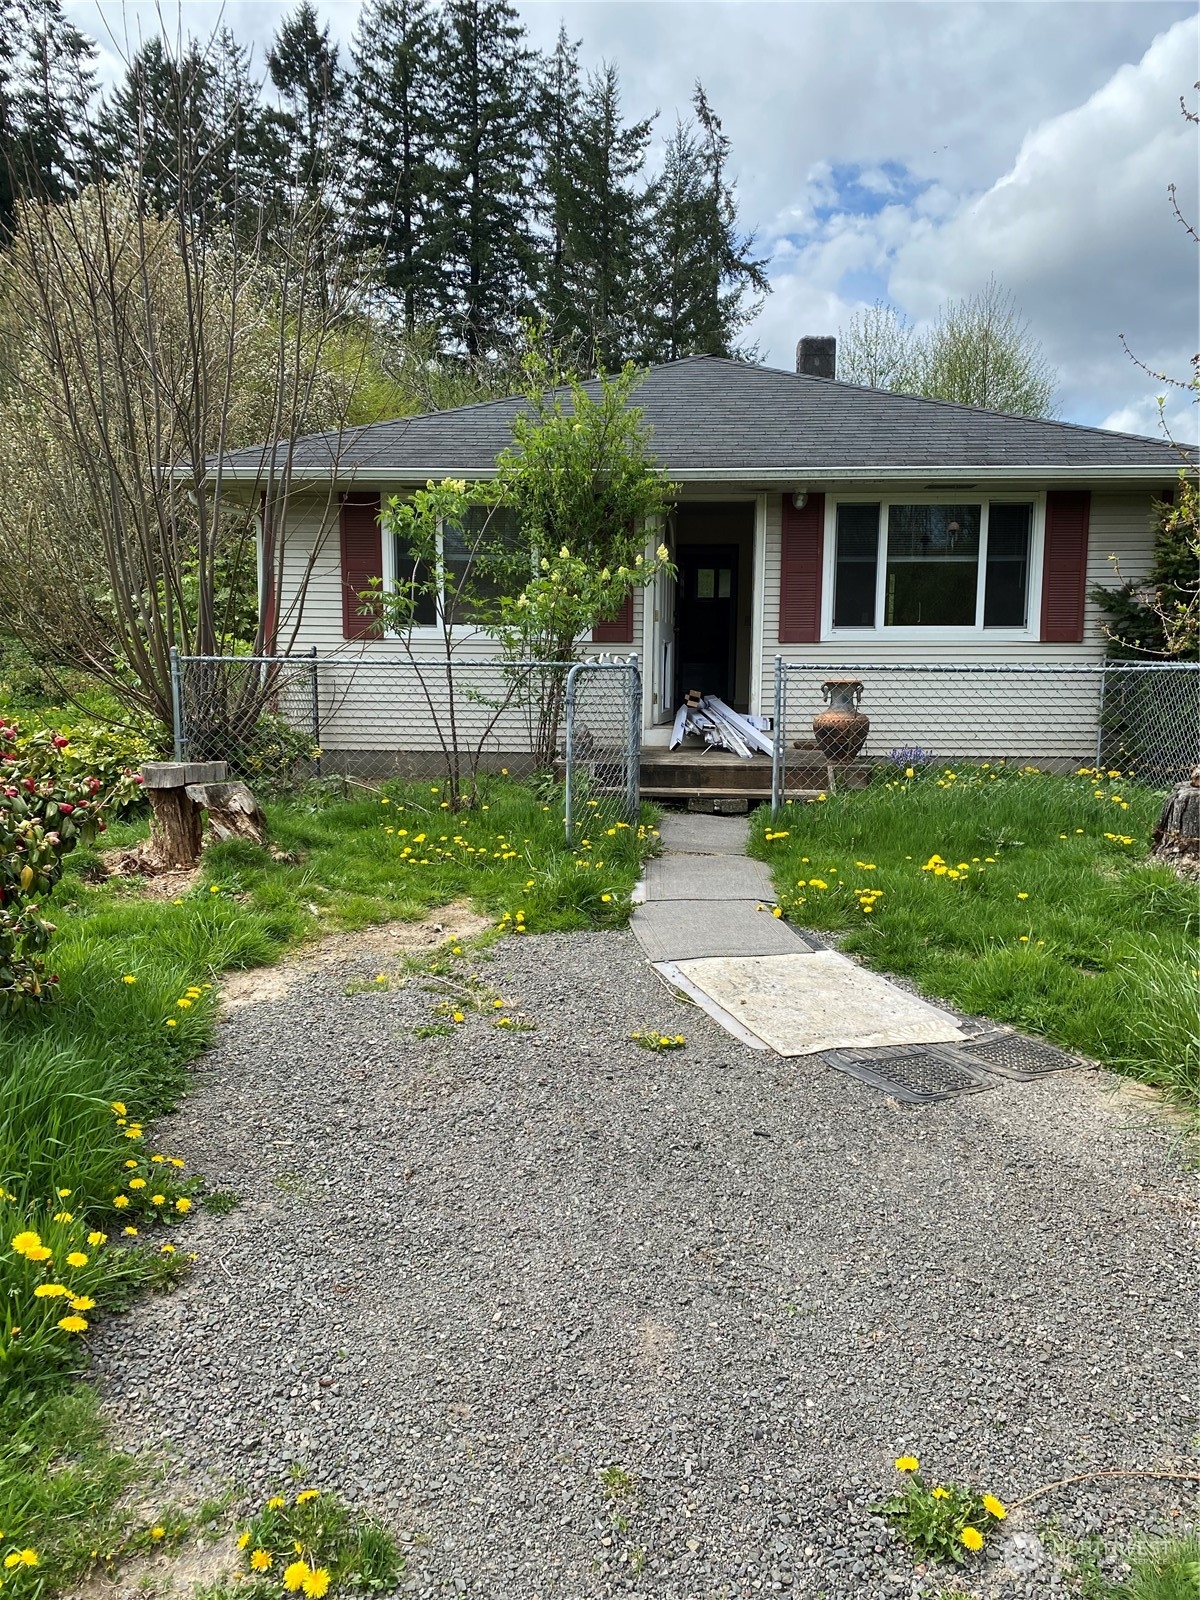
[811,161,929,222]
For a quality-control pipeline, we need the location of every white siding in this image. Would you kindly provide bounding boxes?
[276,491,640,758]
[273,483,1160,764]
[762,488,1159,766]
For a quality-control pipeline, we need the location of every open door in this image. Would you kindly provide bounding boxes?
[650,518,676,724]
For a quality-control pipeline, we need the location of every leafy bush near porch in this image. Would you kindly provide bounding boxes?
[750,764,1199,1099]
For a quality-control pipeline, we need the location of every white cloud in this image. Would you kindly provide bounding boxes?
[756,13,1198,432]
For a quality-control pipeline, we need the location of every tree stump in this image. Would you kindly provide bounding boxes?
[184,781,268,847]
[140,762,229,869]
[1151,765,1200,873]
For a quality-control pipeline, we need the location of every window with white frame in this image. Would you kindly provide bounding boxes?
[388,505,521,630]
[830,499,1036,632]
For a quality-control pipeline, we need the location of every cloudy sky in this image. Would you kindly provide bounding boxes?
[75,1,1198,437]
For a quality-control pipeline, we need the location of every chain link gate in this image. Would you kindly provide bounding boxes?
[563,656,642,844]
[771,658,1200,809]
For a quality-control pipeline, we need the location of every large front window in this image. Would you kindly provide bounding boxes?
[831,500,1034,631]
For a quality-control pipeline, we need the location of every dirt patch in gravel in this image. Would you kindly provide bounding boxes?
[95,929,1198,1600]
[220,901,489,1012]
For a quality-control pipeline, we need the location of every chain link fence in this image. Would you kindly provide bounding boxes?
[771,660,1200,807]
[171,650,641,834]
[563,658,642,843]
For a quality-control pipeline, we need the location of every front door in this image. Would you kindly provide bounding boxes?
[675,543,739,704]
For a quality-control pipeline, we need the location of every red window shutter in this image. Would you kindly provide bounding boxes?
[1040,490,1090,643]
[340,492,383,640]
[778,492,825,643]
[592,592,634,644]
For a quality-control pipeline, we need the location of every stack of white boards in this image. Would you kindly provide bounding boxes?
[669,695,774,760]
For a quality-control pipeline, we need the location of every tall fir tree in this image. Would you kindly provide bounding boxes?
[208,29,283,236]
[11,0,97,204]
[554,62,654,370]
[351,0,443,333]
[93,37,218,221]
[638,84,767,361]
[432,0,537,357]
[267,1,347,199]
[530,23,581,347]
[0,1,23,237]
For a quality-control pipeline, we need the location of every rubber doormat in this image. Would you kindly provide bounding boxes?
[951,1031,1085,1080]
[822,1046,993,1104]
[823,1031,1087,1102]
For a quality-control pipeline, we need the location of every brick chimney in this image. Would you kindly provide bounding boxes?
[796,336,836,379]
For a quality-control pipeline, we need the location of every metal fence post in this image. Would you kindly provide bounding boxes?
[308,646,322,777]
[771,654,784,812]
[1094,668,1107,770]
[626,654,641,822]
[169,646,185,761]
[563,661,583,845]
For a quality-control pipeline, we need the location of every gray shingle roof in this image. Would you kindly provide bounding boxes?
[213,355,1189,482]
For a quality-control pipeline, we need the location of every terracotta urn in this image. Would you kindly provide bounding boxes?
[812,678,870,761]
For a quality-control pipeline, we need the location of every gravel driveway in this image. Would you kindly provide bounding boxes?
[95,927,1198,1600]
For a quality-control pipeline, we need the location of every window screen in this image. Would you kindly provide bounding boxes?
[983,504,1032,627]
[833,504,880,627]
[885,504,980,627]
[391,532,436,627]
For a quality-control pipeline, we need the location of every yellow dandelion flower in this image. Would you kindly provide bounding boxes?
[52,1211,73,1224]
[113,1195,130,1208]
[58,1314,89,1333]
[112,1102,127,1116]
[982,1494,1006,1520]
[11,1230,42,1257]
[237,1533,250,1551]
[284,1561,310,1591]
[128,1177,146,1189]
[151,1528,165,1541]
[34,1283,68,1297]
[267,1496,286,1510]
[894,1456,919,1473]
[295,1490,320,1504]
[931,1487,950,1500]
[150,1194,166,1206]
[302,1570,330,1599]
[123,1226,138,1236]
[175,1197,192,1213]
[250,1550,272,1572]
[69,1295,96,1311]
[87,1231,107,1247]
[960,1526,984,1552]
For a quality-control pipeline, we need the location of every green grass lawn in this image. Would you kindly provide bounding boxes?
[0,776,656,1591]
[749,763,1198,1101]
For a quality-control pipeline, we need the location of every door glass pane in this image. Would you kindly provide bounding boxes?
[833,503,879,627]
[717,568,731,599]
[886,504,980,626]
[984,503,1032,627]
[697,567,715,599]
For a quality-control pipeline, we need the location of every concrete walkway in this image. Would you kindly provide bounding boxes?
[632,812,966,1058]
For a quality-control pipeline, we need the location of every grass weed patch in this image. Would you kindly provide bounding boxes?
[751,765,1199,1098]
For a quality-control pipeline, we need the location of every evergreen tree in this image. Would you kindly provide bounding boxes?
[431,0,537,357]
[530,23,581,347]
[11,0,97,203]
[267,1,346,198]
[555,62,654,370]
[93,37,218,220]
[638,84,767,361]
[351,0,443,333]
[0,2,22,237]
[208,29,283,235]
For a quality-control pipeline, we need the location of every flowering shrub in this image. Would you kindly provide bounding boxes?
[0,723,143,1010]
[882,1455,1007,1564]
[234,1488,402,1597]
[5,715,157,815]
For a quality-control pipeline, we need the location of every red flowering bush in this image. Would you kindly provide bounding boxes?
[0,723,143,1010]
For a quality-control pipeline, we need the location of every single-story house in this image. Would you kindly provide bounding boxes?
[215,340,1191,769]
